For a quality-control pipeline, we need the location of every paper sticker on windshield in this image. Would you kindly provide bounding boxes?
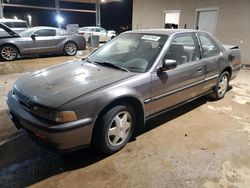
[141,35,161,41]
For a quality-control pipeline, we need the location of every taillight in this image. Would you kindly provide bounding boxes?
[79,32,85,36]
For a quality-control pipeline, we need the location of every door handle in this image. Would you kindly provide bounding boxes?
[197,67,203,74]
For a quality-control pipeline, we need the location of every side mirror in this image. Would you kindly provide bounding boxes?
[31,34,37,40]
[158,59,177,72]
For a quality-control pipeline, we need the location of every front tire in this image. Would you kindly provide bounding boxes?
[64,42,77,56]
[0,45,18,61]
[93,104,136,154]
[210,71,230,100]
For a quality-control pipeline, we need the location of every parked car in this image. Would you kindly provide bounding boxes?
[7,29,241,154]
[0,18,29,37]
[0,24,86,61]
[78,26,116,43]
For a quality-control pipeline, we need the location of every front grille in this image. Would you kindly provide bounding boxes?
[13,89,32,111]
[12,88,56,123]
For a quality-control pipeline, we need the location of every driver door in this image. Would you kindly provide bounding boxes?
[26,28,57,54]
[150,33,206,115]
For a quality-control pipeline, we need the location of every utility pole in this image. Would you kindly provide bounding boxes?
[0,0,4,18]
[95,0,101,26]
[55,0,60,15]
[55,0,64,28]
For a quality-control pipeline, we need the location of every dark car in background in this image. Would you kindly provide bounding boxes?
[7,29,241,154]
[0,24,86,61]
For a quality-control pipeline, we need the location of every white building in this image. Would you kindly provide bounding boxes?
[132,0,250,65]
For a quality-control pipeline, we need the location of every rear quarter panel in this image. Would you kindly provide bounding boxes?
[224,48,241,79]
[61,35,86,51]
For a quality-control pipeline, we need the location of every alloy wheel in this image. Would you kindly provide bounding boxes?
[65,43,77,55]
[218,75,228,96]
[108,111,132,147]
[1,47,17,60]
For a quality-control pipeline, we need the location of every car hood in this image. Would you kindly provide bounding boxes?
[0,22,20,38]
[14,60,136,108]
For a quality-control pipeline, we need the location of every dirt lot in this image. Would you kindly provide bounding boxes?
[0,53,250,188]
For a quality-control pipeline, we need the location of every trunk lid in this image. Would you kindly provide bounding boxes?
[0,22,20,38]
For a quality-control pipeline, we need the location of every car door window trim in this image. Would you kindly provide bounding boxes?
[163,33,202,66]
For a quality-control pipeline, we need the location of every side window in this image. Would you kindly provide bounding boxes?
[95,28,101,32]
[34,29,56,37]
[3,22,14,28]
[198,33,220,58]
[100,28,107,33]
[164,34,201,65]
[13,22,28,28]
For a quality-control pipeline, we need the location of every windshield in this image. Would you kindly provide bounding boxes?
[19,28,37,37]
[88,33,168,73]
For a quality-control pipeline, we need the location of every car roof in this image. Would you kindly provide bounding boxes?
[80,26,100,29]
[28,26,58,30]
[126,29,204,36]
[0,18,27,23]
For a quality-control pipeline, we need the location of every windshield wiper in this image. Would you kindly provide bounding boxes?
[84,57,99,66]
[95,61,129,72]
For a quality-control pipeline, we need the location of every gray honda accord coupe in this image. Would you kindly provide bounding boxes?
[0,23,86,61]
[7,29,241,154]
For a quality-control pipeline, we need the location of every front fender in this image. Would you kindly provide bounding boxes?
[60,72,151,124]
[60,86,144,120]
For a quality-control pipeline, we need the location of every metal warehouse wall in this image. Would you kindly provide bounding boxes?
[132,0,250,65]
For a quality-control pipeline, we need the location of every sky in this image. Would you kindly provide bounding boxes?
[3,0,133,31]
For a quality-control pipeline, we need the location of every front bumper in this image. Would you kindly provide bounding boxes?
[6,91,94,151]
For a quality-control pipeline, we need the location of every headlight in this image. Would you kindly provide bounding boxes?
[54,111,78,123]
[31,105,78,123]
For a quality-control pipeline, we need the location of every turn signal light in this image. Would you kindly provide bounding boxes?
[55,111,78,123]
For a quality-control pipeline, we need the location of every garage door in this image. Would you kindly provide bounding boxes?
[196,9,218,35]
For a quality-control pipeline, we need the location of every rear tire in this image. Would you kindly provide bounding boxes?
[92,104,136,154]
[210,71,230,100]
[0,45,18,61]
[64,42,77,56]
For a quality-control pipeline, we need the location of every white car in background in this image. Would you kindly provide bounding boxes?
[0,18,29,37]
[78,26,116,43]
